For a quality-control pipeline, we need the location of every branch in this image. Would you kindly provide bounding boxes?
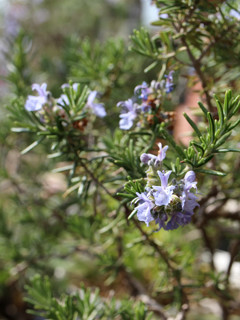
[197,41,215,63]
[133,219,176,272]
[78,158,114,198]
[171,19,214,112]
[181,37,214,112]
[226,239,240,284]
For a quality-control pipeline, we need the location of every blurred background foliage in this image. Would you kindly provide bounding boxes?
[0,0,240,320]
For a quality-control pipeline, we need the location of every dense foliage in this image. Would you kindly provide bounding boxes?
[1,1,240,319]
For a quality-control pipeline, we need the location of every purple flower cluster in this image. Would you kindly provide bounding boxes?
[117,73,174,130]
[24,82,106,118]
[132,144,199,231]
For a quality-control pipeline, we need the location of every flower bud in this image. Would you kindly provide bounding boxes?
[184,171,196,183]
[140,153,152,164]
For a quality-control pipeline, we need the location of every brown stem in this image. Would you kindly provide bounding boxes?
[181,37,214,112]
[199,225,215,270]
[132,218,176,273]
[116,234,168,319]
[79,158,114,198]
[226,239,240,284]
[197,41,215,63]
[208,211,240,221]
[171,18,214,112]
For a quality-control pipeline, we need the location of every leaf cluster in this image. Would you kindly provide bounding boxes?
[66,37,140,93]
[25,275,152,320]
[160,91,240,175]
[104,131,146,179]
[4,30,32,97]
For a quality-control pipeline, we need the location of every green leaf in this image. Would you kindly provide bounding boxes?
[116,193,135,199]
[207,112,215,143]
[183,112,202,139]
[52,165,74,173]
[196,155,214,167]
[159,128,185,158]
[144,61,158,73]
[191,141,204,155]
[198,102,208,118]
[11,127,33,133]
[195,168,226,176]
[228,119,240,131]
[214,131,232,148]
[214,96,224,128]
[223,90,232,116]
[128,208,137,220]
[215,148,240,153]
[21,137,45,155]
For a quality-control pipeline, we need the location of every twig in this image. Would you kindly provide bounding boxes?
[181,37,214,112]
[171,18,214,112]
[226,239,240,285]
[197,41,214,63]
[207,211,240,221]
[132,218,176,272]
[78,158,114,198]
[199,225,215,270]
[116,234,168,319]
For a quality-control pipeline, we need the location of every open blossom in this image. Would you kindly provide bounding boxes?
[134,81,152,101]
[117,99,138,130]
[153,171,175,206]
[140,143,168,166]
[164,71,174,93]
[57,83,80,106]
[134,192,154,226]
[61,83,79,91]
[57,94,69,106]
[25,83,49,111]
[86,91,106,118]
[180,171,199,215]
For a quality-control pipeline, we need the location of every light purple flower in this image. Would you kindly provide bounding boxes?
[183,170,197,192]
[134,82,151,101]
[72,83,79,91]
[184,170,196,183]
[86,91,106,118]
[180,186,199,217]
[135,192,154,226]
[117,99,138,130]
[164,71,174,93]
[140,143,168,166]
[158,170,172,188]
[57,94,69,106]
[58,83,80,107]
[165,211,192,230]
[174,170,199,228]
[159,13,168,19]
[153,171,174,206]
[157,143,168,162]
[181,170,198,209]
[61,83,79,90]
[140,153,156,165]
[32,83,48,97]
[155,213,168,230]
[25,83,49,111]
[229,9,240,20]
